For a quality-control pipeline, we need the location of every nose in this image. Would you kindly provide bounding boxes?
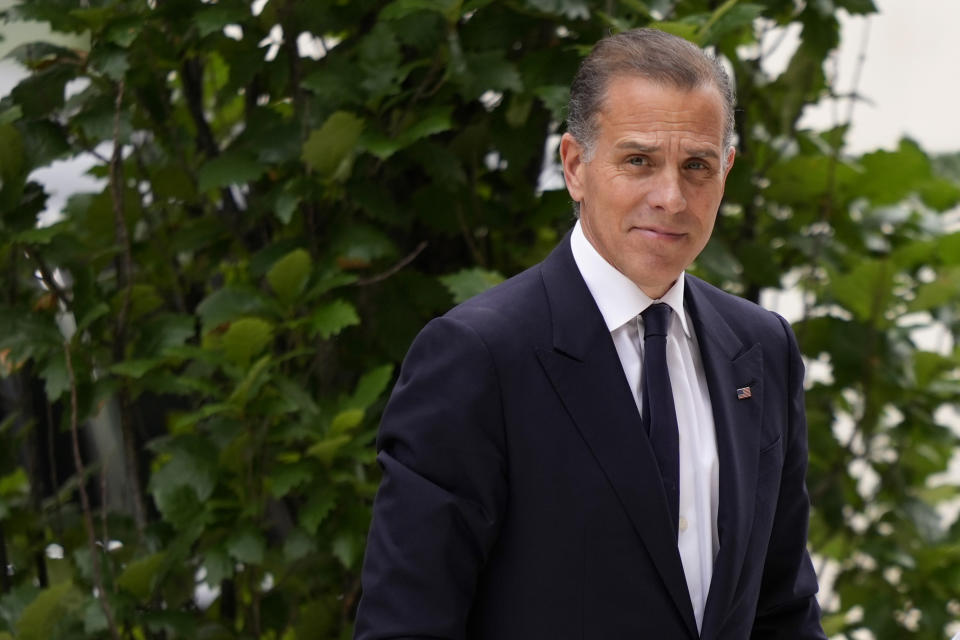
[646,167,686,214]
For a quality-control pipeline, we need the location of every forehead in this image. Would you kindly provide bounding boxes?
[595,74,726,145]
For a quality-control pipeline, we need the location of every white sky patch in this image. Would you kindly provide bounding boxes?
[760,0,960,154]
[297,32,326,59]
[259,24,284,61]
[223,24,243,41]
[251,0,269,16]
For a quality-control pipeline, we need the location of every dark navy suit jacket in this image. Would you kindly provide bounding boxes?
[355,234,825,639]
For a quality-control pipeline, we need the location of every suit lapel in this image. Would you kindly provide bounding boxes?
[535,237,699,639]
[685,277,765,639]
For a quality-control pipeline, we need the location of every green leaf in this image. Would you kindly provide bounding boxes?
[283,528,316,562]
[269,461,314,498]
[109,358,165,379]
[913,351,957,388]
[380,0,461,21]
[330,409,364,435]
[221,317,274,364]
[226,527,265,565]
[835,0,877,14]
[940,232,960,265]
[440,268,505,304]
[274,375,320,416]
[0,468,28,497]
[348,364,395,411]
[0,124,25,189]
[533,85,570,121]
[128,283,164,318]
[10,65,74,118]
[300,489,337,534]
[267,249,311,303]
[273,184,300,225]
[20,120,70,168]
[649,20,701,43]
[358,23,405,103]
[83,600,108,635]
[306,435,351,465]
[194,5,248,37]
[39,350,69,401]
[197,151,265,191]
[88,44,128,80]
[150,436,218,505]
[168,402,233,433]
[16,581,84,640]
[203,548,233,586]
[152,484,205,528]
[525,0,590,19]
[302,111,365,177]
[854,138,935,206]
[117,553,165,600]
[310,299,360,339]
[332,533,358,569]
[456,51,523,100]
[105,17,142,47]
[700,3,764,42]
[227,354,272,406]
[75,302,110,336]
[197,286,272,334]
[332,224,397,266]
[908,267,960,312]
[827,260,895,325]
[135,313,195,357]
[362,106,454,160]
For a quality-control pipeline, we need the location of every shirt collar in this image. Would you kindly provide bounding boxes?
[570,220,691,338]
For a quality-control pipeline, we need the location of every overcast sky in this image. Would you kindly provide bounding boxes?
[792,0,960,154]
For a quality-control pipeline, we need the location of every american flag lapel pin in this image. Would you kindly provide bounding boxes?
[736,386,752,400]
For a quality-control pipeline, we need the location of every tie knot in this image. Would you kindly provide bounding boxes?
[641,303,671,338]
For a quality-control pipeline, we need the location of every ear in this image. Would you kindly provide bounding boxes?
[722,146,736,182]
[560,132,588,204]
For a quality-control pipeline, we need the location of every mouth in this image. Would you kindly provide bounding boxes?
[631,226,687,241]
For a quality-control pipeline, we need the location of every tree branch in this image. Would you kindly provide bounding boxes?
[64,341,122,640]
[109,81,149,542]
[180,57,242,217]
[355,241,428,286]
[23,245,71,309]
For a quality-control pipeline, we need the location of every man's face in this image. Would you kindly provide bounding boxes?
[560,74,735,299]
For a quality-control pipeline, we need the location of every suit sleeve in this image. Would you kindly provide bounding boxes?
[752,314,827,639]
[354,316,508,640]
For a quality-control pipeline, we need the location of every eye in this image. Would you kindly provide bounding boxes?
[627,156,650,167]
[685,160,709,170]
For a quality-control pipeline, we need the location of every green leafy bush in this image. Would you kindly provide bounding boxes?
[0,0,958,638]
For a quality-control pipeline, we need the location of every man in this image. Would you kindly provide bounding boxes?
[355,28,825,639]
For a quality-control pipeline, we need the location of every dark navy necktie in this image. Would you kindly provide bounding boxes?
[641,303,680,535]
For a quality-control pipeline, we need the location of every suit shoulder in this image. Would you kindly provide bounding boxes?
[442,263,548,338]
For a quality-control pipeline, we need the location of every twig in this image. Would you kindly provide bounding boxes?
[23,246,72,308]
[798,16,873,329]
[45,399,63,534]
[843,21,871,130]
[99,461,114,585]
[109,81,149,542]
[355,241,428,286]
[110,81,132,335]
[64,341,122,640]
[180,57,242,218]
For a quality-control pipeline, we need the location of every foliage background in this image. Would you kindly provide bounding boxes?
[0,0,958,638]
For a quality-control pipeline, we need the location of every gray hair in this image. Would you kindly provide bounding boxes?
[567,28,736,161]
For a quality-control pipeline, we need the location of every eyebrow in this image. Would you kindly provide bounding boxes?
[614,141,720,160]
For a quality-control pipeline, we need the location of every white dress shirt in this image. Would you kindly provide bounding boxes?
[570,221,719,632]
